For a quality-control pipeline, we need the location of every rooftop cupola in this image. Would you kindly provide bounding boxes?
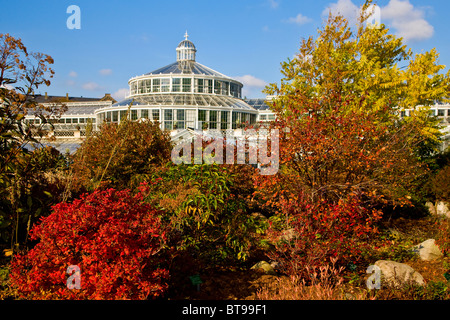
[176,31,196,73]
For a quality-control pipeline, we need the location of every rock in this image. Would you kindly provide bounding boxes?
[411,239,443,261]
[269,260,279,269]
[279,228,298,242]
[374,260,425,288]
[251,261,277,275]
[425,202,436,215]
[436,201,450,218]
[251,212,267,220]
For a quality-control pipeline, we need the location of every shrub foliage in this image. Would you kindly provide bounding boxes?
[10,186,169,299]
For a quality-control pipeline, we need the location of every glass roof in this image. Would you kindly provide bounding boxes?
[145,61,231,79]
[27,105,103,116]
[111,94,256,111]
[244,98,272,110]
[177,39,196,50]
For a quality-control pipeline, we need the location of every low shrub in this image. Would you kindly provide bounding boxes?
[134,163,266,265]
[10,185,169,300]
[266,193,382,279]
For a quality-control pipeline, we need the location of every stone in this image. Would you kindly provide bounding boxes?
[374,260,425,288]
[251,212,267,220]
[411,239,443,261]
[425,202,436,215]
[251,261,277,275]
[279,228,298,242]
[436,201,450,218]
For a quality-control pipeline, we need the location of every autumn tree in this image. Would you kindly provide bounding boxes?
[0,33,66,250]
[254,1,450,273]
[259,0,449,208]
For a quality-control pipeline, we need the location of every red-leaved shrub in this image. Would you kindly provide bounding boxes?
[267,193,382,279]
[10,184,169,299]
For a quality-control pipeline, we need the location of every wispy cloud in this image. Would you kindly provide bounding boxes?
[268,0,279,9]
[286,13,313,26]
[82,82,103,91]
[234,75,268,98]
[99,68,113,76]
[68,71,78,78]
[112,88,129,101]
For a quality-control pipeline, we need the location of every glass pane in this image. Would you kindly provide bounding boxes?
[152,109,160,121]
[198,110,206,122]
[130,81,137,95]
[164,121,173,130]
[145,80,152,93]
[141,109,149,119]
[161,78,170,92]
[177,109,185,120]
[214,80,221,94]
[209,110,217,122]
[120,110,127,120]
[172,78,181,92]
[182,78,191,92]
[195,79,204,93]
[152,79,160,92]
[131,109,138,120]
[138,81,145,94]
[206,79,213,93]
[164,109,173,121]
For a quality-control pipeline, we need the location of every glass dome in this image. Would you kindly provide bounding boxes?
[95,32,258,131]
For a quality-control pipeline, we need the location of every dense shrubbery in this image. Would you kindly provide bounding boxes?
[10,186,169,299]
[265,193,382,278]
[71,119,172,192]
[134,162,265,264]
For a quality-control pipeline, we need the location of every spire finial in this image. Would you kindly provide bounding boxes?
[184,30,189,40]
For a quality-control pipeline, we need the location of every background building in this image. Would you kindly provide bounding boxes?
[24,34,449,153]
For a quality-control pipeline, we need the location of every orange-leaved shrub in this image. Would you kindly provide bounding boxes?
[10,184,169,299]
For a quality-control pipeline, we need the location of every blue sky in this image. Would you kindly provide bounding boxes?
[1,0,449,99]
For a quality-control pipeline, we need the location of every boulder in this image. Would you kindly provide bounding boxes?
[425,202,436,215]
[411,239,443,261]
[436,201,450,218]
[374,260,425,288]
[251,261,277,275]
